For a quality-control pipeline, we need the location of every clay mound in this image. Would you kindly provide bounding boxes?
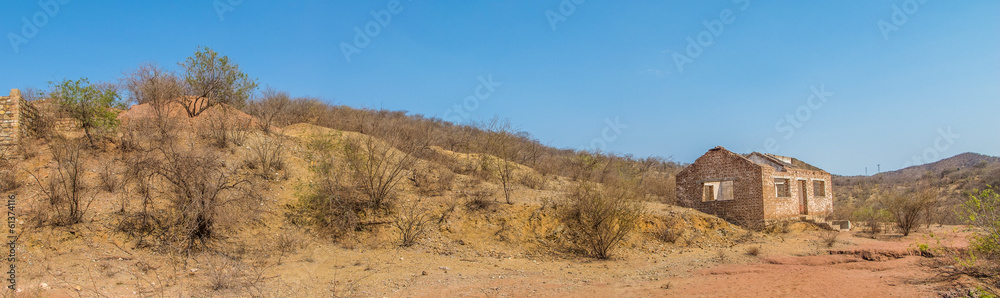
[646,204,753,248]
[118,100,260,128]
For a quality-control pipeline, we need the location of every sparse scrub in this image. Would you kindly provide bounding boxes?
[98,160,121,193]
[883,187,937,236]
[154,145,249,251]
[475,117,525,204]
[244,86,291,132]
[561,181,644,259]
[519,171,546,190]
[820,231,839,248]
[29,138,92,225]
[745,246,761,256]
[0,147,20,192]
[656,226,681,244]
[409,166,454,197]
[246,134,286,180]
[343,133,422,213]
[853,205,891,239]
[459,181,497,212]
[392,199,431,247]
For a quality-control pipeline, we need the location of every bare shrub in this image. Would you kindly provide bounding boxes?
[458,181,496,212]
[409,165,454,197]
[519,172,546,190]
[98,160,121,193]
[656,226,680,244]
[29,138,92,225]
[853,205,890,239]
[883,188,937,236]
[745,246,761,256]
[244,86,290,132]
[820,231,839,248]
[392,199,430,247]
[715,250,728,263]
[246,135,285,180]
[561,181,644,259]
[122,62,184,108]
[0,147,20,192]
[154,145,248,251]
[287,133,369,239]
[200,110,253,149]
[475,117,525,204]
[342,135,421,213]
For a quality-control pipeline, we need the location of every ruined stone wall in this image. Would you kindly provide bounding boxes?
[676,147,766,224]
[0,89,38,146]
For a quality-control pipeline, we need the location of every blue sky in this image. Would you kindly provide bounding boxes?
[2,1,998,175]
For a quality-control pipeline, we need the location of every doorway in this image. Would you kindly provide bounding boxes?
[798,180,808,215]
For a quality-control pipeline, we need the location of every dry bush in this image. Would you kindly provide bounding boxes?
[820,231,839,248]
[409,165,455,197]
[0,147,20,192]
[287,133,371,239]
[853,205,890,238]
[458,180,496,212]
[745,246,761,256]
[655,226,680,244]
[98,159,121,193]
[561,181,644,259]
[519,171,546,190]
[342,133,423,213]
[392,199,431,247]
[154,145,249,251]
[715,250,729,263]
[243,86,290,132]
[883,188,937,236]
[474,117,525,204]
[200,111,253,149]
[246,135,285,180]
[29,138,92,225]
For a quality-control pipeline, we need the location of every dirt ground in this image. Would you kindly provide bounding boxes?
[11,222,984,297]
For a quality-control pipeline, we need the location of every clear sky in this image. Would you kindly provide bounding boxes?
[2,1,998,175]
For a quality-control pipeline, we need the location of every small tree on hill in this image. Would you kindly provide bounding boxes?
[50,78,125,146]
[178,46,258,117]
[475,117,524,204]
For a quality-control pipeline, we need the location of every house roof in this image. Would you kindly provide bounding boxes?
[745,152,826,173]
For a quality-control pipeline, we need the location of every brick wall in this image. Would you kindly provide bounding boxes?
[677,147,765,224]
[761,166,833,220]
[0,89,38,146]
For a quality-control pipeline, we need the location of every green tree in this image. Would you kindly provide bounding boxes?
[178,46,258,117]
[50,78,125,146]
[963,186,1000,257]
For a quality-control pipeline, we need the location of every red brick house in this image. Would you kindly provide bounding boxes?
[676,146,833,226]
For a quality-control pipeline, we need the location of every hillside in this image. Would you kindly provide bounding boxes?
[832,152,1000,223]
[6,100,992,295]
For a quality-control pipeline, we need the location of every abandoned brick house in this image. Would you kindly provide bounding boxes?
[676,146,833,225]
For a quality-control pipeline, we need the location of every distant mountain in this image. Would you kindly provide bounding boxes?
[870,152,1000,181]
[832,152,1000,224]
